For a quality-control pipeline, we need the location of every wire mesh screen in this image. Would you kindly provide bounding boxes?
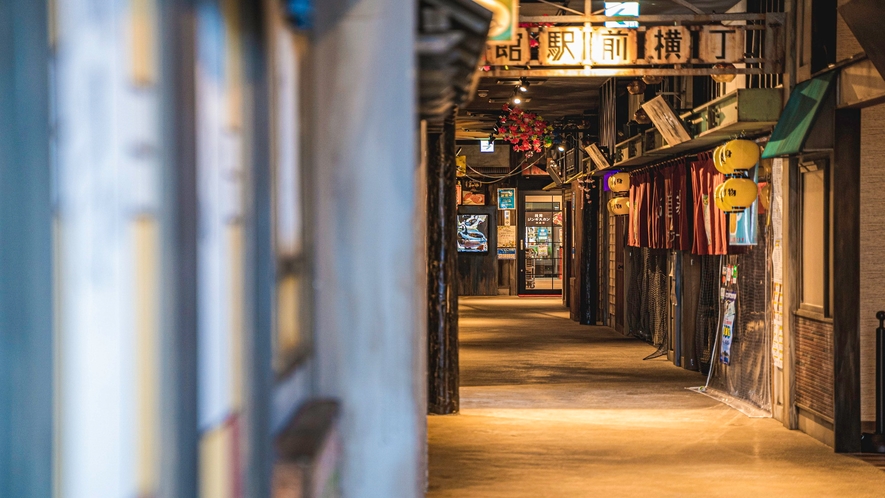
[708,214,772,412]
[626,247,669,350]
[695,255,721,374]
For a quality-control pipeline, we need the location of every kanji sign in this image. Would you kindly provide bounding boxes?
[540,27,591,65]
[591,28,636,65]
[699,26,743,63]
[645,26,690,63]
[484,28,531,65]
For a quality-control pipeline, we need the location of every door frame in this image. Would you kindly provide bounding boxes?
[518,189,564,296]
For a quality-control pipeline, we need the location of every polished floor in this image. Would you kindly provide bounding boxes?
[427,297,885,498]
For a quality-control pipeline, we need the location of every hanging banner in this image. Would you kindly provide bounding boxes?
[474,0,519,45]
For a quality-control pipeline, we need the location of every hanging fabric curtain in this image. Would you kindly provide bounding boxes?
[691,155,729,255]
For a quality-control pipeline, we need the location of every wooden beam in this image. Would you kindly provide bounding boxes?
[486,67,768,77]
[519,13,768,23]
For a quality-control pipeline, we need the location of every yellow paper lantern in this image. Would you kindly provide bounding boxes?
[721,139,761,171]
[713,183,736,212]
[718,177,758,210]
[713,145,733,175]
[608,172,631,193]
[608,197,630,215]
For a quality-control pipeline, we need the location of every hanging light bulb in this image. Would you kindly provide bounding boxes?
[512,95,522,105]
[557,144,565,152]
[518,78,530,92]
[711,63,737,83]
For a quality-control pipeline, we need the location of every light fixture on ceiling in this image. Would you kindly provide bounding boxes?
[518,77,530,92]
[626,79,647,95]
[711,63,737,83]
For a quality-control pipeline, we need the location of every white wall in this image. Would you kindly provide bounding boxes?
[311,1,424,497]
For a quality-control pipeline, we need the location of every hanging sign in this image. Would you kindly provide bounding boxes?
[484,28,531,65]
[485,25,749,67]
[497,188,516,210]
[474,0,520,45]
[591,28,637,65]
[699,26,743,63]
[645,26,691,63]
[641,96,692,146]
[539,27,591,66]
[525,212,553,226]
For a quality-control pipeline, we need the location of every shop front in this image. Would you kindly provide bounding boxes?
[518,191,564,295]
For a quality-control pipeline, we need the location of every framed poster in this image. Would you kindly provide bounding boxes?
[497,188,516,210]
[457,214,489,253]
[462,192,486,205]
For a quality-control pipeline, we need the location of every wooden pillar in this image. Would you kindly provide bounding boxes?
[833,107,862,453]
[427,110,459,414]
[578,180,600,325]
[0,1,53,495]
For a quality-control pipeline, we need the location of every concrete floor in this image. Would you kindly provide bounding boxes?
[427,297,885,498]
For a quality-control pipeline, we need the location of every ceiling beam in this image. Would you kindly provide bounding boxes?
[486,67,767,77]
[518,13,768,23]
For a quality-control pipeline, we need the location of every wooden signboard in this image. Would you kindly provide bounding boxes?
[590,28,637,65]
[644,26,690,64]
[640,96,692,146]
[698,26,743,63]
[585,143,611,171]
[484,28,531,65]
[539,27,591,66]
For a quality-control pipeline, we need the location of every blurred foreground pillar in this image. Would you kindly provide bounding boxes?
[0,1,53,497]
[426,111,460,415]
[311,1,424,497]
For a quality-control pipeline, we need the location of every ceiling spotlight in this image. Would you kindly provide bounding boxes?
[512,95,522,105]
[518,78,530,92]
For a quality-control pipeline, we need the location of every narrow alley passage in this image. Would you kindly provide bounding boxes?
[428,297,885,497]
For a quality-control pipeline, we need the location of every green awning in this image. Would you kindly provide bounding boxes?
[761,72,836,159]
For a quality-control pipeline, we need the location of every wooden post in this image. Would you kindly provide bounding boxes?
[427,110,459,414]
[833,107,862,453]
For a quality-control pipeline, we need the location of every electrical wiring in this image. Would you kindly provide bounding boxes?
[461,155,546,184]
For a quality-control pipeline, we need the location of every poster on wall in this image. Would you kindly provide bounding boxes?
[462,192,486,205]
[498,225,516,248]
[497,188,516,210]
[474,0,519,45]
[721,288,737,365]
[457,214,489,253]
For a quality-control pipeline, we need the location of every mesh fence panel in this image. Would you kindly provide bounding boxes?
[708,214,771,411]
[695,255,721,374]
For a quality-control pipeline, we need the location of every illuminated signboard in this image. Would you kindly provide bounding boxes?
[604,2,639,28]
